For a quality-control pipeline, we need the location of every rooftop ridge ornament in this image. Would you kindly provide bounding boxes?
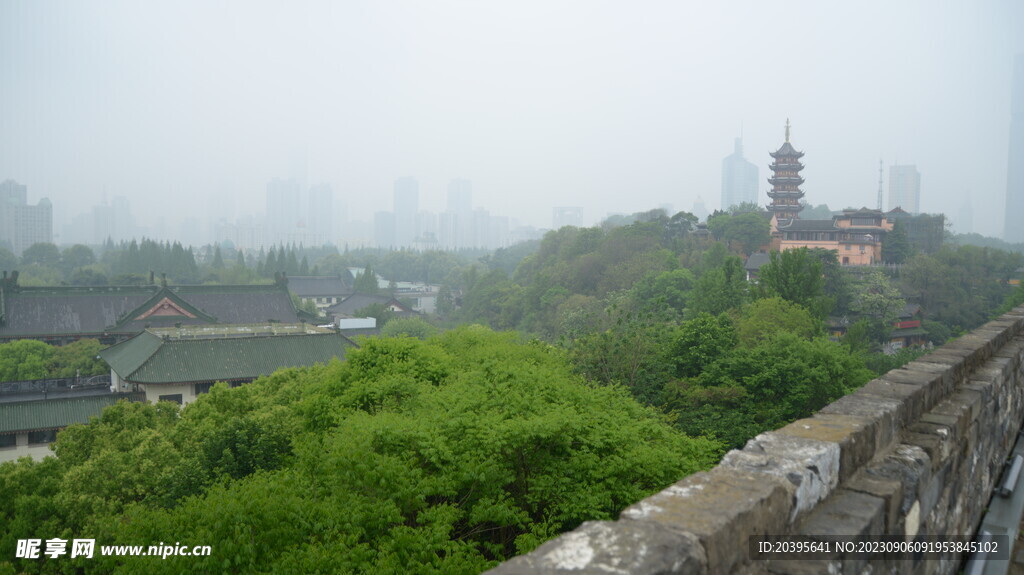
[785,118,791,143]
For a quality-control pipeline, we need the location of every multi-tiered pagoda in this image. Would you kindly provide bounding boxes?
[767,119,805,223]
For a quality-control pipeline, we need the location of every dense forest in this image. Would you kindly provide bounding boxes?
[1,207,1023,573]
[0,328,719,574]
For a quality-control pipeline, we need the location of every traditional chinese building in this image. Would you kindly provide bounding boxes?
[766,121,892,265]
[767,120,805,225]
[777,208,893,265]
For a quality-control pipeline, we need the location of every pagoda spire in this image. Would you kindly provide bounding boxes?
[785,118,791,143]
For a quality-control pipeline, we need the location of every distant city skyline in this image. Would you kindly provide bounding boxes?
[3,2,1021,242]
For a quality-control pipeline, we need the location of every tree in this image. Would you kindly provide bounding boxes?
[0,340,54,381]
[61,244,96,272]
[355,302,395,326]
[668,312,737,378]
[734,297,821,346]
[380,317,439,339]
[0,247,17,274]
[0,326,723,574]
[882,219,913,264]
[850,270,905,327]
[20,242,61,267]
[70,266,108,286]
[46,338,107,378]
[211,245,225,269]
[758,248,825,315]
[689,256,746,316]
[706,212,770,255]
[630,268,695,314]
[353,264,380,295]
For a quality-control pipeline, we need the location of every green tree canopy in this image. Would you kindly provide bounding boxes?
[354,264,380,295]
[0,326,722,574]
[0,340,54,381]
[758,248,826,316]
[734,297,821,346]
[20,242,61,267]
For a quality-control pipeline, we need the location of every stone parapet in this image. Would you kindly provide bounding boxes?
[486,306,1024,574]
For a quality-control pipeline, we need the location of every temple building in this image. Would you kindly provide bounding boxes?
[766,120,805,224]
[767,121,892,265]
[777,208,893,265]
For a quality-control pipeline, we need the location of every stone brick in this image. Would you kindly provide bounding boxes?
[819,390,905,456]
[620,469,793,574]
[865,444,931,530]
[720,432,839,520]
[776,414,879,483]
[845,470,903,534]
[485,520,707,575]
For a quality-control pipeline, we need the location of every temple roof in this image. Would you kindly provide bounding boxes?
[777,219,837,231]
[0,283,299,339]
[770,142,804,159]
[287,274,354,298]
[100,326,354,384]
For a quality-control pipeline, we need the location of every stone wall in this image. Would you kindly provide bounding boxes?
[487,305,1024,574]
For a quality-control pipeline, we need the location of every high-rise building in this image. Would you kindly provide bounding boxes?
[0,180,52,256]
[1006,53,1024,243]
[444,179,473,250]
[374,211,396,249]
[553,207,583,229]
[721,137,759,211]
[266,178,302,243]
[308,183,334,243]
[447,179,472,213]
[393,177,419,248]
[888,165,921,214]
[767,120,805,223]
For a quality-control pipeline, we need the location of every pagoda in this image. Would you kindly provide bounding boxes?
[767,119,805,223]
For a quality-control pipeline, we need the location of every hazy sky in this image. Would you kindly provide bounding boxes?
[2,0,1022,239]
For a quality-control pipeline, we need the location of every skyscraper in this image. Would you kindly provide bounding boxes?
[0,180,52,256]
[266,178,302,243]
[721,137,759,211]
[444,179,473,250]
[393,177,419,248]
[552,207,583,229]
[1006,53,1024,243]
[888,165,921,214]
[308,183,334,243]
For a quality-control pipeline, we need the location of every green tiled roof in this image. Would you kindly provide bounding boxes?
[100,328,354,384]
[0,393,142,434]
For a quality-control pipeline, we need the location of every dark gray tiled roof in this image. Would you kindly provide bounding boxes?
[0,284,299,339]
[778,219,837,231]
[744,253,771,271]
[101,328,354,385]
[0,393,143,434]
[326,294,415,316]
[287,275,353,298]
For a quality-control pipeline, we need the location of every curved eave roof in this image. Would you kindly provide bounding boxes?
[101,331,354,384]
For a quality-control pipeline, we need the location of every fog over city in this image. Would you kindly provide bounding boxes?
[2,0,1022,246]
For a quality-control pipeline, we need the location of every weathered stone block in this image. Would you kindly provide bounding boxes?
[865,444,931,523]
[620,469,793,574]
[484,520,706,575]
[776,414,879,483]
[845,470,903,534]
[779,489,886,575]
[720,432,839,520]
